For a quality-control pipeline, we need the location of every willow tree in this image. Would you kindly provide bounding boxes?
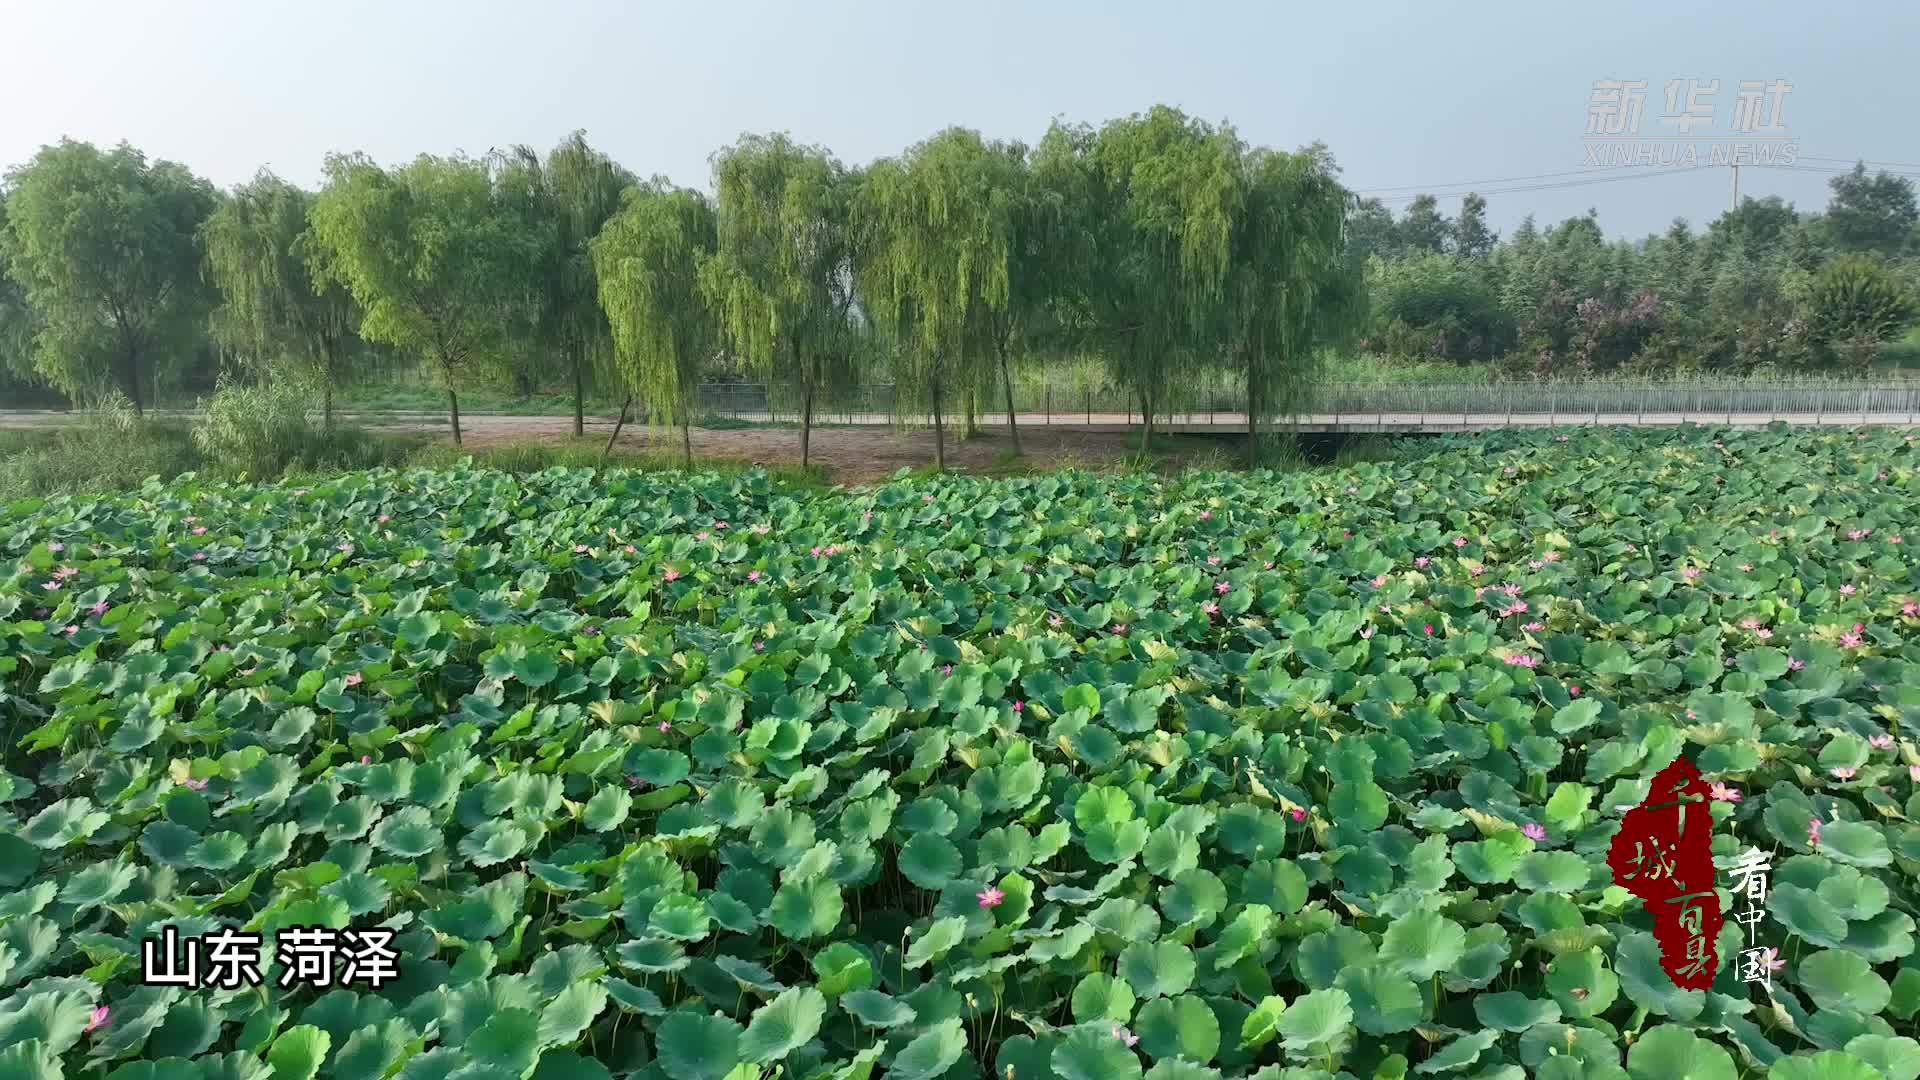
[203,170,365,429]
[494,132,633,435]
[308,152,536,445]
[703,134,856,467]
[855,129,1029,470]
[1034,107,1241,452]
[1227,145,1366,451]
[0,140,217,415]
[593,181,718,467]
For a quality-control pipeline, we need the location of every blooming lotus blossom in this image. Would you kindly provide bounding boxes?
[1522,621,1544,632]
[1264,562,1275,570]
[1683,567,1701,580]
[1199,510,1212,521]
[1372,575,1388,588]
[1869,734,1893,750]
[1740,618,1760,629]
[192,553,207,562]
[1504,654,1538,668]
[663,567,680,582]
[1522,823,1547,841]
[1848,529,1867,541]
[1831,767,1856,780]
[1113,1026,1140,1048]
[1214,581,1231,595]
[748,570,762,583]
[977,887,1005,908]
[192,526,208,536]
[574,544,590,554]
[1202,601,1219,615]
[1113,623,1128,635]
[624,545,637,554]
[1453,537,1467,548]
[825,546,839,557]
[344,673,363,687]
[1840,584,1857,596]
[184,778,208,791]
[1753,947,1787,973]
[1808,818,1822,847]
[361,755,372,765]
[1891,536,1904,545]
[754,641,765,652]
[1012,701,1024,713]
[1910,765,1920,782]
[85,1006,110,1033]
[1545,551,1562,562]
[1840,632,1862,648]
[90,601,108,616]
[695,532,709,542]
[715,521,729,530]
[1739,564,1753,572]
[1360,626,1375,639]
[1709,783,1741,802]
[1414,557,1430,568]
[810,546,822,557]
[377,515,391,524]
[41,581,60,591]
[1290,807,1307,822]
[63,625,77,636]
[1755,628,1773,640]
[584,626,600,636]
[1529,560,1544,570]
[942,664,953,677]
[1569,685,1581,696]
[1207,555,1220,566]
[658,721,671,733]
[1423,624,1434,635]
[1048,614,1063,628]
[1788,658,1806,671]
[1904,601,1919,616]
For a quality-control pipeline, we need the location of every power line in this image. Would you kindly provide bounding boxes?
[1354,166,1618,195]
[1366,164,1718,204]
[1798,155,1920,171]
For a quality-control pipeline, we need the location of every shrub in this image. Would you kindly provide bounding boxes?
[190,377,317,479]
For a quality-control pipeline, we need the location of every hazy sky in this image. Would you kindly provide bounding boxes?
[5,0,1916,239]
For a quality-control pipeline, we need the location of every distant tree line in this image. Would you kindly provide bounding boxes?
[0,106,1365,467]
[1350,164,1920,376]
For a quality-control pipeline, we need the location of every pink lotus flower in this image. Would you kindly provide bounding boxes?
[942,664,953,677]
[1264,562,1275,570]
[1048,614,1063,628]
[752,523,771,534]
[923,495,935,503]
[574,544,590,554]
[747,570,762,583]
[1910,765,1920,782]
[1113,1026,1140,1048]
[1841,584,1857,596]
[1755,628,1773,640]
[1113,623,1128,635]
[625,775,647,790]
[624,545,637,554]
[47,543,63,553]
[1848,529,1866,541]
[1869,734,1893,750]
[360,755,371,765]
[1372,575,1388,588]
[41,581,60,591]
[192,526,208,536]
[1202,601,1219,615]
[184,778,208,791]
[1414,557,1430,569]
[1423,624,1434,636]
[1199,510,1212,521]
[715,521,729,530]
[1808,818,1822,847]
[1841,632,1862,648]
[584,626,600,636]
[1831,767,1857,780]
[193,553,207,562]
[754,641,765,652]
[377,515,391,524]
[824,546,840,557]
[663,567,680,582]
[1529,560,1544,570]
[337,543,353,553]
[63,625,78,636]
[344,673,363,687]
[978,887,1005,908]
[1788,658,1806,671]
[1709,783,1741,802]
[1214,581,1231,595]
[1522,823,1547,841]
[1569,685,1581,696]
[1522,621,1544,632]
[810,546,822,557]
[1012,701,1023,713]
[658,721,672,733]
[85,1006,110,1033]
[1290,807,1307,822]
[1904,601,1919,616]
[1453,537,1467,548]
[1504,654,1538,668]
[90,601,108,616]
[1753,947,1787,973]
[1360,626,1375,639]
[1545,551,1562,562]
[1739,564,1753,572]
[695,532,709,542]
[1683,567,1701,580]
[1207,555,1220,566]
[1892,536,1904,545]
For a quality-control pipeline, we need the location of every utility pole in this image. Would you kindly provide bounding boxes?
[1729,163,1740,211]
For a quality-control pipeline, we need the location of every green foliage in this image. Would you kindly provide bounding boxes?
[1804,254,1918,369]
[307,151,540,444]
[202,170,366,427]
[189,377,321,479]
[2,426,1917,1077]
[0,139,216,413]
[592,180,719,465]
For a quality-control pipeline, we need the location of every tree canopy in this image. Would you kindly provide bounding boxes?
[0,139,216,414]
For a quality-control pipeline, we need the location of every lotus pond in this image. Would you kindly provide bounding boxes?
[2,426,1918,1080]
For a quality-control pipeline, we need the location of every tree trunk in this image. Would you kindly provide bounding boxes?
[322,378,335,433]
[931,372,946,472]
[1137,388,1154,456]
[125,345,145,419]
[998,346,1021,455]
[800,381,815,468]
[602,396,632,459]
[964,388,977,439]
[448,387,463,447]
[571,341,586,438]
[681,418,692,468]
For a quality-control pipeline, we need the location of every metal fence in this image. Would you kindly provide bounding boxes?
[691,379,1920,428]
